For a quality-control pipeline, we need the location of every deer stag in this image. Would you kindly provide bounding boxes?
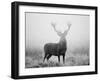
[43,22,71,63]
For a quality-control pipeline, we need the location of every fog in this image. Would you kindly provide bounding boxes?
[25,12,89,52]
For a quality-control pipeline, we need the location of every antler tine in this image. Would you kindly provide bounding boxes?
[67,22,72,28]
[51,22,56,27]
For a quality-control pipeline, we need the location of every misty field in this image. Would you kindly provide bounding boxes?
[25,48,89,68]
[25,12,90,68]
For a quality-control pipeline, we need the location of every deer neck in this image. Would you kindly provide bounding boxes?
[59,37,66,46]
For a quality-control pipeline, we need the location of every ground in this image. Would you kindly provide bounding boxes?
[25,50,89,68]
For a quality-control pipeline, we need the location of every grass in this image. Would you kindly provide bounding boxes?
[25,49,89,68]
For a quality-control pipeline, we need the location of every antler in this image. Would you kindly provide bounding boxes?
[67,22,72,29]
[51,22,56,31]
[63,22,72,36]
[51,22,57,32]
[51,22,62,37]
[51,22,56,27]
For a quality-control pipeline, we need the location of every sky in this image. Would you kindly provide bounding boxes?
[25,12,90,52]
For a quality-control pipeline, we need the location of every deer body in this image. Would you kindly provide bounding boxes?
[44,38,67,56]
[43,22,71,63]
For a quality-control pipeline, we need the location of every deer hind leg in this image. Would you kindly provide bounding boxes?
[43,53,48,62]
[47,54,52,61]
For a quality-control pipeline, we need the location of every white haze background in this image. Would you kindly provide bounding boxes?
[26,12,89,52]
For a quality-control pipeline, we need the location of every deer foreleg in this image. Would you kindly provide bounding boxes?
[58,55,60,63]
[63,54,65,64]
